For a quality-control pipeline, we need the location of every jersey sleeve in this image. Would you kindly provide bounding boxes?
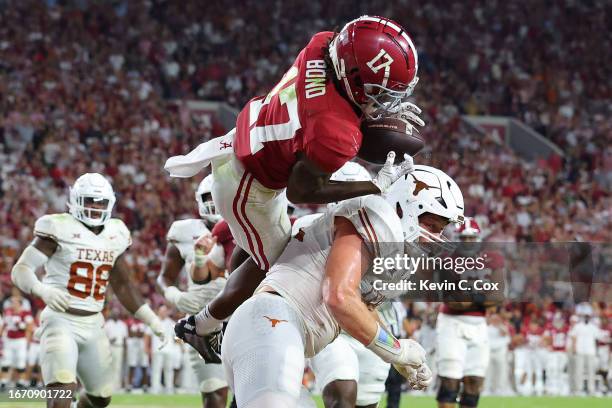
[333,195,404,259]
[166,221,182,244]
[110,219,132,255]
[34,214,59,241]
[211,220,232,245]
[302,114,362,174]
[166,220,189,259]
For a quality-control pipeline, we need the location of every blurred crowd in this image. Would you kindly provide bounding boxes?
[0,0,610,382]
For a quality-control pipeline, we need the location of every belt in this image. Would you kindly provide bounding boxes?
[65,307,98,316]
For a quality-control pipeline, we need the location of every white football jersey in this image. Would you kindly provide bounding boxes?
[258,195,404,357]
[34,213,131,312]
[166,219,226,295]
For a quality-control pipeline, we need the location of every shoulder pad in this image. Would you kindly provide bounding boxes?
[108,218,132,249]
[167,219,208,243]
[291,213,323,236]
[334,195,403,258]
[34,213,71,241]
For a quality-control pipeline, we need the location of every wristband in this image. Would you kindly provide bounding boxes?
[366,322,402,363]
[194,249,208,268]
[134,304,158,327]
[208,244,225,269]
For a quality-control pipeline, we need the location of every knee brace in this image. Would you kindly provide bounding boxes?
[436,386,459,403]
[459,392,480,407]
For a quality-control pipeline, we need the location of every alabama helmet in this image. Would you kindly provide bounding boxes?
[329,15,419,117]
[195,175,221,222]
[457,217,481,241]
[68,173,116,227]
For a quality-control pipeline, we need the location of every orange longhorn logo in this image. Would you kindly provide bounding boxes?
[294,228,305,242]
[263,315,288,328]
[412,175,433,196]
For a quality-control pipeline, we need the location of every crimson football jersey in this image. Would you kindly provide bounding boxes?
[522,324,545,348]
[544,324,570,352]
[234,32,362,189]
[212,219,236,272]
[2,308,33,339]
[126,318,147,338]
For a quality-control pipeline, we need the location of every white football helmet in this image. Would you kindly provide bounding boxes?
[328,162,372,210]
[386,165,464,246]
[196,175,221,222]
[68,173,116,227]
[330,161,372,182]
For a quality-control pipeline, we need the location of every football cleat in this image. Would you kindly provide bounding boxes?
[174,315,223,364]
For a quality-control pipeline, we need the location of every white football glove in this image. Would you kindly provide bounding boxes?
[32,282,71,312]
[393,338,427,367]
[134,304,169,350]
[148,317,169,350]
[392,101,425,129]
[372,151,414,193]
[394,362,433,390]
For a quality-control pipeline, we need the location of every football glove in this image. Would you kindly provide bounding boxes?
[372,151,414,194]
[33,283,71,312]
[393,362,433,390]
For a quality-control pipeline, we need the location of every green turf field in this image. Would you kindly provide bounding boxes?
[3,393,610,407]
[6,393,606,408]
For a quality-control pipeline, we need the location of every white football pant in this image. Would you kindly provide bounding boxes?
[222,293,308,408]
[38,308,113,397]
[211,154,291,271]
[435,313,490,379]
[310,333,390,406]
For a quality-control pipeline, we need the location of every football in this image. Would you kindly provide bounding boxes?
[358,117,425,164]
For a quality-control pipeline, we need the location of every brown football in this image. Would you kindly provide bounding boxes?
[358,117,425,164]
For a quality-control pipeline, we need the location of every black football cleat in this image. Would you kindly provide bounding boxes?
[175,315,223,364]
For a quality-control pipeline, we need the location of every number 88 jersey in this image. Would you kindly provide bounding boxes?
[34,213,132,312]
[233,32,363,190]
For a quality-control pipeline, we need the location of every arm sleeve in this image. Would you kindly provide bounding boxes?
[11,246,49,295]
[302,115,362,174]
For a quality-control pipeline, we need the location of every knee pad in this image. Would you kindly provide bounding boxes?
[436,386,459,403]
[459,393,480,407]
